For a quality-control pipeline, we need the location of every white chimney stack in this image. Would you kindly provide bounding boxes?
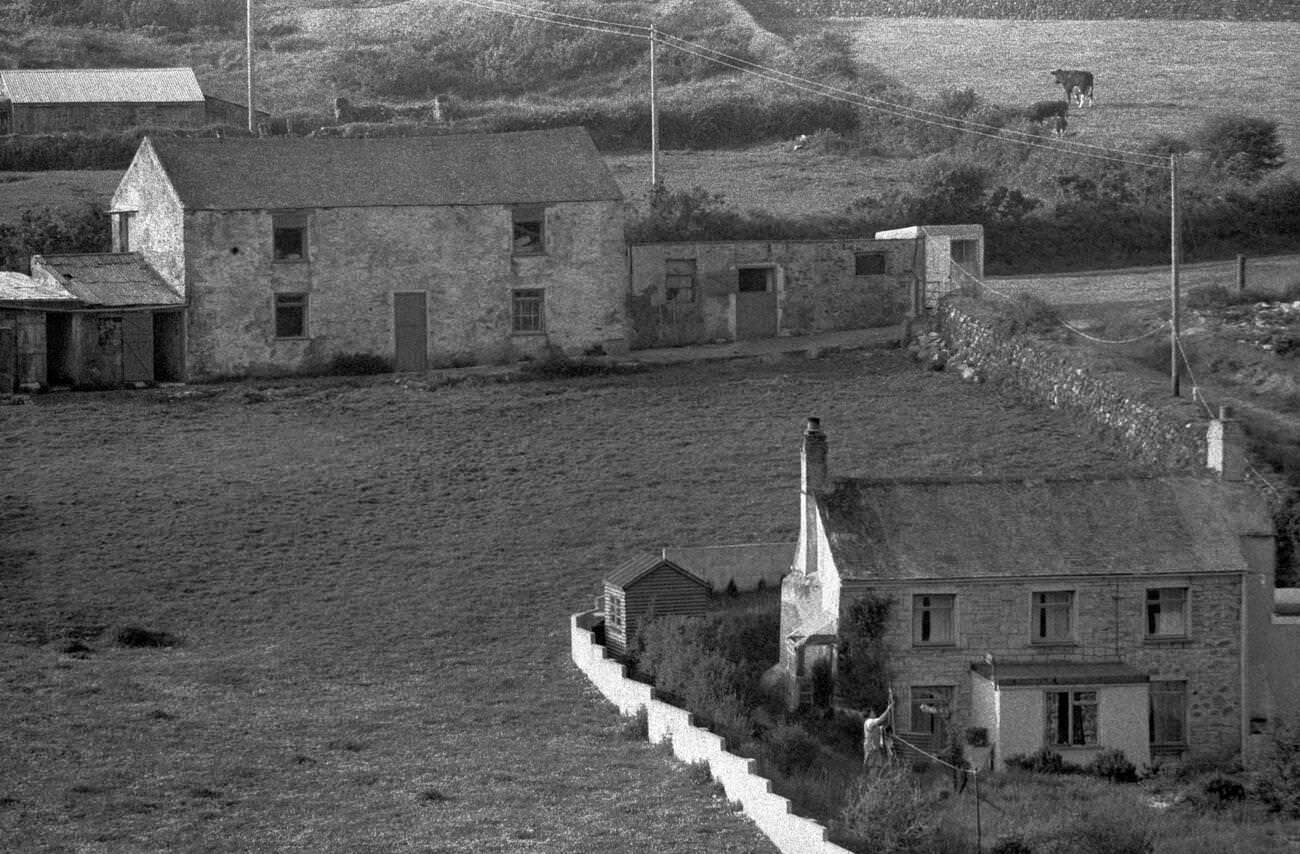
[1207,405,1246,481]
[799,417,828,576]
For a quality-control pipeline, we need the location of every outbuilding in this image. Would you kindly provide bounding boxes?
[603,554,711,657]
[0,67,206,134]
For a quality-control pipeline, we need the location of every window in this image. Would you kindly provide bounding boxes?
[1146,587,1188,639]
[1046,690,1098,747]
[608,594,624,630]
[909,685,953,742]
[950,239,978,266]
[511,289,544,334]
[274,293,307,338]
[854,252,887,276]
[737,267,771,293]
[912,594,955,645]
[1150,681,1187,749]
[113,211,134,252]
[273,212,309,261]
[1032,591,1074,643]
[665,259,697,303]
[512,206,545,255]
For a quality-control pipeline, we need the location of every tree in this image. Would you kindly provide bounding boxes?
[836,592,894,711]
[1192,113,1285,181]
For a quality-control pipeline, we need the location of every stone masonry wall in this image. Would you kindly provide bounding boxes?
[938,299,1209,471]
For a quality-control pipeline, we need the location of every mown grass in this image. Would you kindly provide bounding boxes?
[0,351,1151,852]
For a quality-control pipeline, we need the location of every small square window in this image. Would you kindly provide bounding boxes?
[513,206,545,255]
[950,239,978,266]
[275,293,307,338]
[1032,591,1074,643]
[855,252,887,276]
[512,289,544,333]
[273,212,309,262]
[737,267,771,293]
[1146,588,1188,638]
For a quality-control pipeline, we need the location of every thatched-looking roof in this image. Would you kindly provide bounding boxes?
[820,476,1269,581]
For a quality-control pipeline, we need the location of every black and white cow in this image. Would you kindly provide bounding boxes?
[1051,69,1094,107]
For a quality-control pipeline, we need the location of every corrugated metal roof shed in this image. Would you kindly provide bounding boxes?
[145,127,625,210]
[0,270,76,302]
[822,475,1265,581]
[0,67,203,104]
[31,253,183,307]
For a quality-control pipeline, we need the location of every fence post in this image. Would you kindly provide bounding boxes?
[1236,254,1247,292]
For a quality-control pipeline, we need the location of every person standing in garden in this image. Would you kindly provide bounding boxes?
[863,691,894,772]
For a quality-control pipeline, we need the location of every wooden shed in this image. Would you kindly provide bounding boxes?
[603,554,711,656]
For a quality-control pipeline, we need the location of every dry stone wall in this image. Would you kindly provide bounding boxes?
[938,299,1209,471]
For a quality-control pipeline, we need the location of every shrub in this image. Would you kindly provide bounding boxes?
[1191,113,1285,181]
[1087,749,1138,783]
[0,205,110,273]
[113,625,179,648]
[325,353,391,376]
[835,591,894,712]
[834,767,937,854]
[1252,716,1300,817]
[985,293,1062,337]
[762,723,821,777]
[1003,748,1080,775]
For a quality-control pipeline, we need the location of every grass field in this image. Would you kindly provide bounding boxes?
[0,352,1153,852]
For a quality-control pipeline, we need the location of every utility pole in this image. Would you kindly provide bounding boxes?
[649,25,660,188]
[246,0,256,134]
[1170,153,1182,397]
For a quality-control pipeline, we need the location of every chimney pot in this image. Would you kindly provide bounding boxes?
[1207,408,1245,481]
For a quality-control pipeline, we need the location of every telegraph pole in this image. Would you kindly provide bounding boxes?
[1170,153,1182,397]
[246,0,256,134]
[649,25,660,188]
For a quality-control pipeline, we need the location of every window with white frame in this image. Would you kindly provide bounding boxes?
[511,289,544,334]
[1146,587,1188,639]
[1150,681,1187,749]
[1032,590,1074,643]
[912,594,955,645]
[1046,689,1097,747]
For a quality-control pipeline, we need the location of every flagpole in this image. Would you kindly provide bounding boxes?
[246,0,256,134]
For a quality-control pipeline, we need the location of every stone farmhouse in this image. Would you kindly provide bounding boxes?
[96,127,627,380]
[775,414,1298,770]
[0,68,207,134]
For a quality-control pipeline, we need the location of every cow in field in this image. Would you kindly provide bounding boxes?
[1023,100,1069,135]
[1051,69,1094,107]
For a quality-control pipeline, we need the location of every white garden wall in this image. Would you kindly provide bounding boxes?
[570,611,853,854]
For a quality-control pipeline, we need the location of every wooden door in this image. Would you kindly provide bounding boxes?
[121,312,154,384]
[735,267,777,340]
[393,292,428,373]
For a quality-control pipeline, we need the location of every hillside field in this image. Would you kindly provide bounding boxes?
[1,352,1159,853]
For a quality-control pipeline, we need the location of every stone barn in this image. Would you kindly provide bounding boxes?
[603,554,711,657]
[627,237,924,349]
[106,127,628,380]
[0,68,205,134]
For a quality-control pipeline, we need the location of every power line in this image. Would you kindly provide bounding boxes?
[437,0,1173,171]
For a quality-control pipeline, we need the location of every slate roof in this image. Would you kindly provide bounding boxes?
[0,68,203,104]
[819,475,1266,581]
[0,270,76,302]
[144,127,624,211]
[30,254,183,307]
[605,554,709,590]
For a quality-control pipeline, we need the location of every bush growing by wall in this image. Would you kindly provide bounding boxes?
[835,592,894,712]
[0,205,110,273]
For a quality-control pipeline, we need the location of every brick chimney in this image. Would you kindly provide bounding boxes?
[1206,405,1246,481]
[800,417,828,575]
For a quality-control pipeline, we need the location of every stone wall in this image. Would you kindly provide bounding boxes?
[938,299,1209,471]
[570,612,853,854]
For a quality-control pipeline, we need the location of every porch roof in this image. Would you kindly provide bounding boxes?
[970,660,1149,687]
